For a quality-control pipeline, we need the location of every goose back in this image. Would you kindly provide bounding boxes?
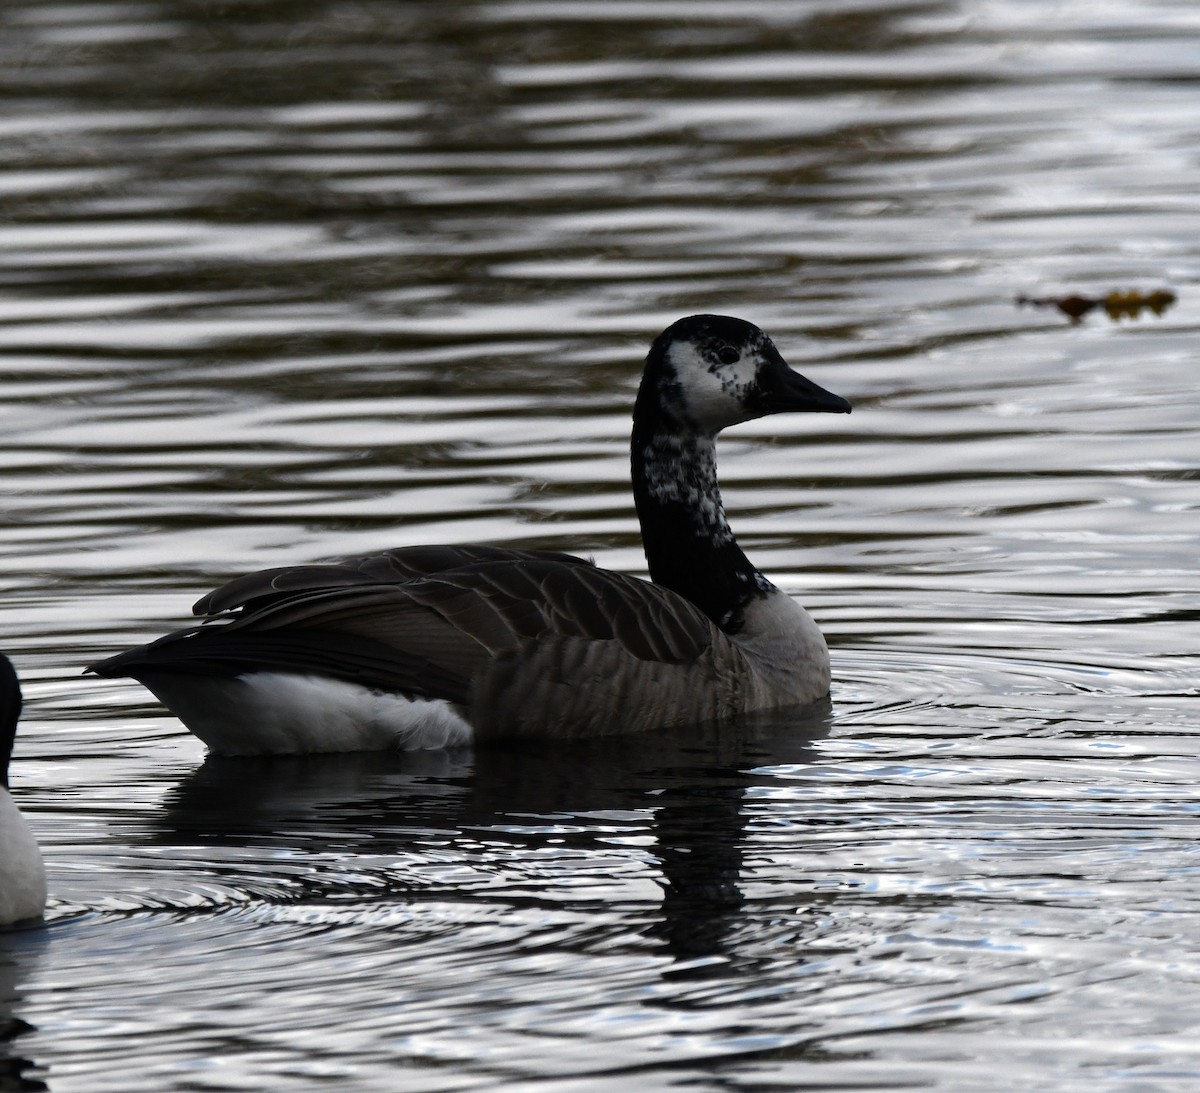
[91,551,803,750]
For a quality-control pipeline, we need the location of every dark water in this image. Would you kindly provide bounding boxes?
[2,2,1198,1089]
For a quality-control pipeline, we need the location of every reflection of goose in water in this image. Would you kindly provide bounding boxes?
[89,316,850,754]
[0,655,46,928]
[157,704,831,963]
[0,948,45,1093]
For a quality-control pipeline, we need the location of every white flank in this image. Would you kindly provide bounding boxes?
[140,672,474,756]
[0,789,46,926]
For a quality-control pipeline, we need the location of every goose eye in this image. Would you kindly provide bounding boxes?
[716,344,740,366]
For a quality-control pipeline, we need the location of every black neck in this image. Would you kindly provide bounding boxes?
[631,394,770,634]
[0,656,20,789]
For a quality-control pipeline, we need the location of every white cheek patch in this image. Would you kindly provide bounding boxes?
[666,342,760,430]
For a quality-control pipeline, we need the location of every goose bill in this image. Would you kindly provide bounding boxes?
[756,366,852,416]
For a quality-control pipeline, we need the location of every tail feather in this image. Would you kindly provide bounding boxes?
[86,626,471,706]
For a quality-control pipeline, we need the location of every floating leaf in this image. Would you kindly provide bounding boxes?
[1017,289,1176,324]
[1103,289,1176,320]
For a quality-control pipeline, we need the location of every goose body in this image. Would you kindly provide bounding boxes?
[89,315,851,754]
[1,655,47,925]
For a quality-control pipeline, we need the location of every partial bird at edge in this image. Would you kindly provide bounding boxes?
[1,653,48,926]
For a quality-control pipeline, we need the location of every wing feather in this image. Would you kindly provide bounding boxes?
[193,544,593,616]
[91,558,722,723]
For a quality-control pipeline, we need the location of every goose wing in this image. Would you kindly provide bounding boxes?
[236,557,713,663]
[90,557,730,738]
[192,543,594,616]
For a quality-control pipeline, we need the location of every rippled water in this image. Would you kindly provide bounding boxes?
[2,1,1199,1089]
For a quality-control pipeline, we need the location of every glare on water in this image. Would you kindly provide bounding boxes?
[1,2,1199,1090]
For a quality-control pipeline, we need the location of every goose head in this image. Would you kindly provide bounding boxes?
[638,314,851,436]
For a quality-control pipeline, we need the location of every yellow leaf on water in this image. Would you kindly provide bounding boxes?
[1017,289,1176,323]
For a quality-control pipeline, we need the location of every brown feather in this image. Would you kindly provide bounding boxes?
[93,556,727,730]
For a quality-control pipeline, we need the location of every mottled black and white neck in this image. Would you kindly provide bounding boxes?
[631,314,850,633]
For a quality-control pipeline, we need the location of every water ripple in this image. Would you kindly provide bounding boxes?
[1,1,1199,1090]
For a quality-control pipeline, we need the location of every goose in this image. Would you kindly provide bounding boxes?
[88,314,851,754]
[0,654,47,925]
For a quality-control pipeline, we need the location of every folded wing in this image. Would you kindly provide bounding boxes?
[89,552,739,739]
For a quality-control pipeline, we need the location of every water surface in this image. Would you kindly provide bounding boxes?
[2,2,1199,1090]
